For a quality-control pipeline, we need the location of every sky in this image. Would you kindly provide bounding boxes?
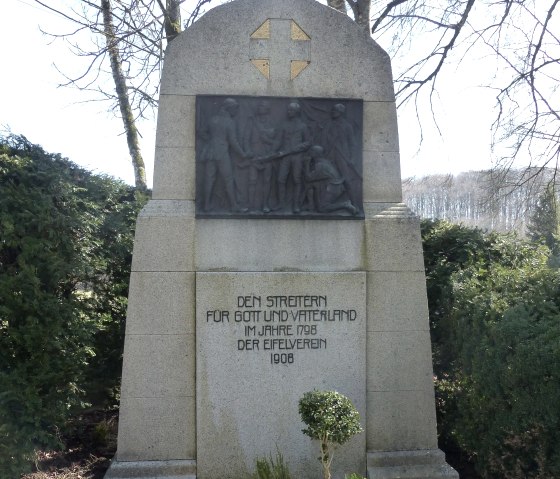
[1,0,501,188]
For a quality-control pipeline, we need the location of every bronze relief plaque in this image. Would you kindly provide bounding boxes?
[195,95,364,219]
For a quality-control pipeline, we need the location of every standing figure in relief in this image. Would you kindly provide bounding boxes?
[200,98,250,212]
[275,102,311,213]
[320,103,361,208]
[243,100,276,213]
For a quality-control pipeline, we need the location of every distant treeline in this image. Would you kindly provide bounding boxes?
[403,169,558,233]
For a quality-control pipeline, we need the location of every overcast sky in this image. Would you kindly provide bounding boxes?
[2,0,500,187]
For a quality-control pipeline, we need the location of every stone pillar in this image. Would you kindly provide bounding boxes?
[105,1,459,477]
[364,205,457,478]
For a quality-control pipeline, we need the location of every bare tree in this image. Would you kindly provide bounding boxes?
[34,0,213,189]
[327,0,371,33]
[162,0,182,41]
[365,0,559,196]
[37,0,558,196]
[101,0,146,190]
[403,169,555,233]
[327,0,347,12]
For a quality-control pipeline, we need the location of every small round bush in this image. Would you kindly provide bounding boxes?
[299,390,363,479]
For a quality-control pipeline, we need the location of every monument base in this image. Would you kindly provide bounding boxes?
[104,459,196,478]
[367,450,458,479]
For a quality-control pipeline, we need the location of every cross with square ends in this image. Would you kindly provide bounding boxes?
[250,19,311,80]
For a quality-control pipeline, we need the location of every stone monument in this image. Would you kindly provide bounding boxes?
[104,1,459,478]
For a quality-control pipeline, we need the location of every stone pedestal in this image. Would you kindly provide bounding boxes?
[368,450,459,479]
[105,0,458,478]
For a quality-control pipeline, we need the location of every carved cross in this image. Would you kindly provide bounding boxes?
[250,19,311,80]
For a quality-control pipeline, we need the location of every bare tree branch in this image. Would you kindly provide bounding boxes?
[371,0,409,33]
[31,0,213,187]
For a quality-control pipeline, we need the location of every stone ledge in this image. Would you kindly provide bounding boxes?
[138,199,195,218]
[364,202,417,219]
[367,449,458,479]
[104,459,196,478]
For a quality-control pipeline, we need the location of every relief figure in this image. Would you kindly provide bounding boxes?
[320,103,361,208]
[200,98,250,212]
[275,102,312,213]
[304,145,359,215]
[243,100,276,213]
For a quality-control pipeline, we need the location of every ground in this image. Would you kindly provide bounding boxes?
[21,410,117,479]
[20,411,480,479]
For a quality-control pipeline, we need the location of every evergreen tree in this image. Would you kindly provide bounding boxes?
[422,220,560,478]
[0,134,147,475]
[527,184,560,257]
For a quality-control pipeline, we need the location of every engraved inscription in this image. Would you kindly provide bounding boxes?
[195,95,364,219]
[204,293,359,366]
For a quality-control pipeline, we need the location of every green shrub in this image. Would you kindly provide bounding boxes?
[299,390,362,479]
[451,259,560,478]
[251,449,292,479]
[422,220,560,478]
[0,135,147,475]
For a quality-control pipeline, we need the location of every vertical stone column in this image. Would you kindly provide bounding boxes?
[105,92,198,479]
[105,201,197,479]
[364,205,457,478]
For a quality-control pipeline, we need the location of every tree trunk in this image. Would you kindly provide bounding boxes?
[327,0,346,13]
[100,0,147,191]
[164,0,181,41]
[347,0,371,34]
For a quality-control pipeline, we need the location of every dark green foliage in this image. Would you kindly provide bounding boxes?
[450,250,560,478]
[422,219,560,478]
[421,220,489,370]
[527,184,560,262]
[0,135,147,475]
[299,390,362,479]
[299,390,362,446]
[77,166,148,405]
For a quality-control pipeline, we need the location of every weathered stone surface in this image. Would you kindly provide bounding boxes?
[126,272,195,335]
[130,201,195,272]
[196,272,366,479]
[117,396,196,461]
[363,151,402,203]
[104,459,196,479]
[113,269,197,472]
[121,334,194,398]
[152,147,195,200]
[368,450,459,479]
[155,95,196,149]
[195,219,365,272]
[366,390,438,451]
[364,209,425,272]
[366,271,430,332]
[363,101,400,152]
[161,0,394,101]
[366,330,435,392]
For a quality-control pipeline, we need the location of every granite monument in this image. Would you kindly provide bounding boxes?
[105,1,459,478]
